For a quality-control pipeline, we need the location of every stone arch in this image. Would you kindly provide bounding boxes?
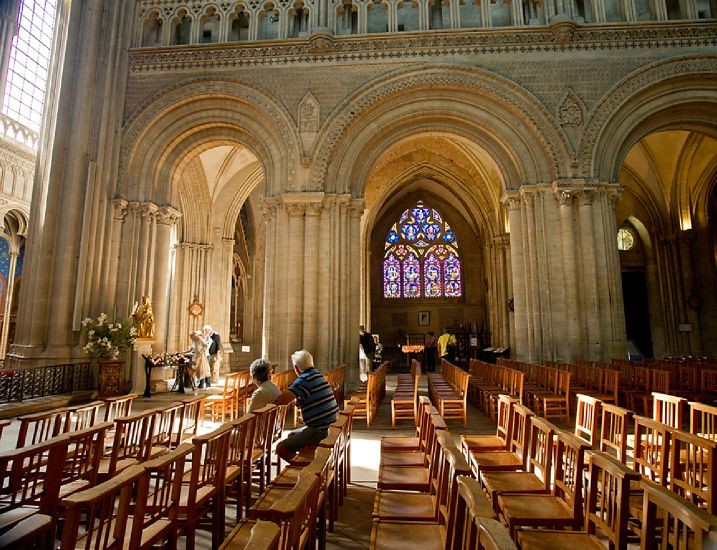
[310,64,572,193]
[579,55,717,181]
[121,78,300,203]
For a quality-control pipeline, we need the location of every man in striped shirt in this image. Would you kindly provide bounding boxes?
[275,349,339,462]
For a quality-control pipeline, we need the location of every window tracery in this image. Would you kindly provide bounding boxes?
[383,201,462,298]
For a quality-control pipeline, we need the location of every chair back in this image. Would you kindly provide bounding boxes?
[526,416,556,490]
[448,475,498,550]
[102,394,138,422]
[507,403,534,468]
[689,401,717,441]
[63,422,112,487]
[552,429,590,528]
[150,402,183,451]
[15,408,67,448]
[65,401,104,432]
[584,451,641,550]
[599,403,632,464]
[574,394,601,446]
[59,464,145,550]
[174,395,204,446]
[107,410,155,476]
[652,392,686,430]
[633,415,671,485]
[190,423,233,498]
[495,394,516,445]
[640,477,717,550]
[669,429,716,514]
[266,470,321,550]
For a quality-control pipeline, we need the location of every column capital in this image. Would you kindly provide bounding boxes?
[140,202,159,221]
[493,233,510,247]
[261,198,281,224]
[112,198,129,221]
[500,192,522,211]
[285,203,306,216]
[349,199,365,218]
[156,206,181,225]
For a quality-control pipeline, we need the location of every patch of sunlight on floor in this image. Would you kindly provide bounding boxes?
[350,433,381,486]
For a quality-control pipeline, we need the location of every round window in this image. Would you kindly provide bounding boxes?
[617,228,635,251]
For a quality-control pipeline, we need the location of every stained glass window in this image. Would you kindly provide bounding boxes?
[383,201,462,298]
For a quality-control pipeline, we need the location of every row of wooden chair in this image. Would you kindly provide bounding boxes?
[427,359,470,426]
[468,359,524,422]
[391,359,421,427]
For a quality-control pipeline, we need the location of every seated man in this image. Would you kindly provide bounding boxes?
[275,349,339,462]
[248,358,282,412]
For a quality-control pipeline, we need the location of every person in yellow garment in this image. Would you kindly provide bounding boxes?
[437,328,457,365]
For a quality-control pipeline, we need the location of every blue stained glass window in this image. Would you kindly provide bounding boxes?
[383,254,401,298]
[403,253,420,298]
[383,200,462,298]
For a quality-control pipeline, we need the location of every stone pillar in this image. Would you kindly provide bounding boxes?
[152,207,180,351]
[303,202,322,355]
[555,187,581,360]
[521,190,540,361]
[502,194,528,361]
[261,199,280,362]
[347,199,363,389]
[285,201,305,359]
[576,190,601,360]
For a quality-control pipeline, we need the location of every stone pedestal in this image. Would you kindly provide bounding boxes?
[132,338,155,395]
[98,359,125,397]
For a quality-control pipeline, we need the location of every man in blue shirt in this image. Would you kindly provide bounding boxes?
[275,349,339,462]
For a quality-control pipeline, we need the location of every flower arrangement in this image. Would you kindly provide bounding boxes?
[82,313,137,360]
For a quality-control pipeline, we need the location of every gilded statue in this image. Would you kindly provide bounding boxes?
[132,295,155,339]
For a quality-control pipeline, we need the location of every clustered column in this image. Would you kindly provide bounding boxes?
[503,182,626,362]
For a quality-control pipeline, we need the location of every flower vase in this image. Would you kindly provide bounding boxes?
[98,359,124,397]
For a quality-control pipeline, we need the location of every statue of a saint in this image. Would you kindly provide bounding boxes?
[132,295,155,339]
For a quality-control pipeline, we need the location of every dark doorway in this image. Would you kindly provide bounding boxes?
[621,270,653,358]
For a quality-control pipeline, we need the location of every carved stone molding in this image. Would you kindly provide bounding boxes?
[579,55,717,177]
[175,242,214,251]
[349,199,365,217]
[576,190,595,206]
[140,202,159,221]
[261,197,280,223]
[549,16,577,44]
[557,89,585,128]
[156,205,182,225]
[284,202,306,215]
[501,193,522,211]
[299,92,320,134]
[128,23,717,73]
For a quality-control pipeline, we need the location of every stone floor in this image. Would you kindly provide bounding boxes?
[0,372,507,549]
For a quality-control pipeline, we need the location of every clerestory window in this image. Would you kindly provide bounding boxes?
[383,201,462,299]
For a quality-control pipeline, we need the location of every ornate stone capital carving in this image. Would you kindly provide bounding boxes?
[305,202,322,217]
[140,202,159,222]
[349,199,365,218]
[501,193,522,212]
[261,198,280,224]
[577,190,595,206]
[156,206,181,225]
[176,242,213,251]
[112,198,129,221]
[493,233,510,247]
[284,202,306,216]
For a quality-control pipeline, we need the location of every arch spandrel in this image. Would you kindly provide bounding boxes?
[120,78,300,201]
[579,55,717,183]
[309,64,572,194]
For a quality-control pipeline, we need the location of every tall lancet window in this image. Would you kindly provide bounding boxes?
[383,201,462,298]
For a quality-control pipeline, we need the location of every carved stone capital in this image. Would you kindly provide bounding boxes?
[501,193,521,212]
[577,190,595,206]
[305,202,322,217]
[112,198,129,221]
[156,206,182,225]
[349,199,365,218]
[285,203,306,216]
[140,202,159,222]
[261,198,280,224]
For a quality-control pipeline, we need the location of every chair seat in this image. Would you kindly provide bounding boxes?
[461,435,506,452]
[58,479,92,499]
[517,530,604,550]
[378,466,430,491]
[470,451,523,472]
[372,491,436,521]
[380,451,424,467]
[480,471,548,507]
[248,486,291,518]
[498,494,574,527]
[178,484,215,511]
[0,506,39,531]
[0,514,52,548]
[371,520,445,550]
[124,515,173,549]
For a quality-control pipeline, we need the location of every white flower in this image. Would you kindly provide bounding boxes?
[88,330,95,338]
[82,317,92,327]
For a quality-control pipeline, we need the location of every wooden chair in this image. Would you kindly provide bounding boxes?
[98,410,154,481]
[535,369,571,423]
[204,372,240,423]
[132,443,193,550]
[58,464,146,550]
[599,403,632,464]
[102,393,138,422]
[235,370,253,418]
[225,413,257,520]
[468,403,533,478]
[632,415,671,485]
[252,404,279,496]
[15,408,67,448]
[640,477,717,550]
[669,428,716,514]
[391,363,420,427]
[148,401,184,456]
[262,470,321,550]
[218,519,281,550]
[0,419,10,445]
[178,423,232,550]
[59,422,112,499]
[370,471,495,550]
[335,402,355,499]
[689,401,717,441]
[174,395,205,446]
[380,404,443,468]
[0,435,69,549]
[461,395,516,456]
[475,518,518,550]
[480,416,556,515]
[498,429,590,537]
[64,400,103,432]
[574,394,601,447]
[652,392,686,429]
[380,396,432,453]
[516,451,641,550]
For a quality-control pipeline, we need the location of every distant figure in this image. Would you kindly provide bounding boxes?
[359,325,375,382]
[204,325,222,385]
[425,331,437,372]
[274,350,339,462]
[188,330,211,389]
[132,295,155,339]
[248,358,281,412]
[437,327,457,365]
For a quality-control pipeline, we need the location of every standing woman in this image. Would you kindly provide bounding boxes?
[190,330,211,389]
